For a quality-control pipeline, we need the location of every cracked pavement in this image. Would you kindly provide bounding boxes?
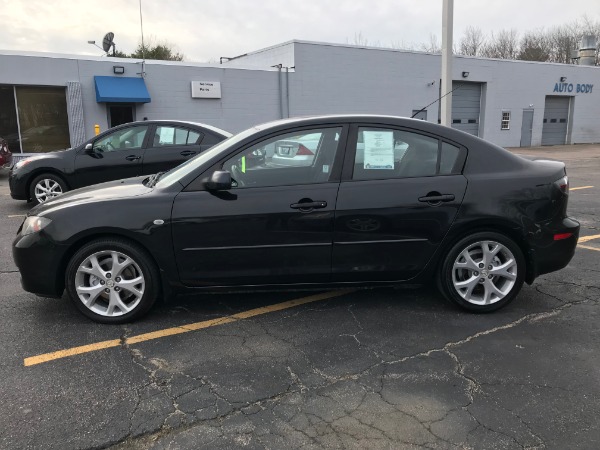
[0,144,599,449]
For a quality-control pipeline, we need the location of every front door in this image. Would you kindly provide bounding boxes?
[171,126,346,286]
[108,104,134,127]
[73,124,149,188]
[332,125,467,282]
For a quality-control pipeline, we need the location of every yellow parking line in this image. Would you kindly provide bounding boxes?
[578,244,600,252]
[578,234,600,243]
[24,289,354,367]
[570,186,594,191]
[7,214,26,218]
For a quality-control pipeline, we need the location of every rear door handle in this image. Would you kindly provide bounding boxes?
[125,155,141,161]
[418,194,455,203]
[290,201,327,210]
[180,150,196,157]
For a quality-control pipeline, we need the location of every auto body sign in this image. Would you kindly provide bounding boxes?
[553,82,593,94]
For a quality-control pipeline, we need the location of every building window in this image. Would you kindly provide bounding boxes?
[501,111,510,130]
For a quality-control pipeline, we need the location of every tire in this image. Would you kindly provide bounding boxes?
[438,232,525,313]
[65,238,160,324]
[29,173,68,205]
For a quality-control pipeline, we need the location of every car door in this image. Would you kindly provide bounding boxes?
[73,124,149,188]
[141,124,212,175]
[171,125,347,287]
[332,125,468,282]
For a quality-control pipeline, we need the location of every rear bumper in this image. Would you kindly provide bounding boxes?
[527,217,580,282]
[13,232,67,298]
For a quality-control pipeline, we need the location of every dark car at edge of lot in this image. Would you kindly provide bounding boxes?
[12,115,579,323]
[8,120,231,205]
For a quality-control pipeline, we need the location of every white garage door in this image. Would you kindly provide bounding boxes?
[451,82,482,136]
[541,96,570,146]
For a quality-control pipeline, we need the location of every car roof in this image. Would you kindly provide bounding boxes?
[124,120,232,138]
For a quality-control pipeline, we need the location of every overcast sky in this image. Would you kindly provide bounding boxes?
[1,0,598,62]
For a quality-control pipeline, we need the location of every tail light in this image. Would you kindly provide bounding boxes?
[296,144,314,156]
[553,175,569,195]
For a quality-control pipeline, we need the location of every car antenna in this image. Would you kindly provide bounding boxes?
[411,82,464,119]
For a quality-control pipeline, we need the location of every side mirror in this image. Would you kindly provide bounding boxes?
[205,170,232,191]
[84,143,94,153]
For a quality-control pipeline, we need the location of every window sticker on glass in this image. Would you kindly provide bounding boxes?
[158,127,175,144]
[363,131,394,169]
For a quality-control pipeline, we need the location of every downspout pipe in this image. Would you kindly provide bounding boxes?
[285,66,290,118]
[272,64,283,119]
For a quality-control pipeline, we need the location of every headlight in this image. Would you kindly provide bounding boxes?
[21,216,52,235]
[13,157,41,171]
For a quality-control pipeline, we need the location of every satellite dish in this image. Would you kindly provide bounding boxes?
[102,32,115,53]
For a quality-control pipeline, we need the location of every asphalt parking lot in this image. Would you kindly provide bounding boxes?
[0,144,599,450]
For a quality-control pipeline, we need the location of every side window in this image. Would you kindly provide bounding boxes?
[93,126,148,152]
[439,142,461,175]
[222,127,342,189]
[153,126,204,147]
[352,127,438,180]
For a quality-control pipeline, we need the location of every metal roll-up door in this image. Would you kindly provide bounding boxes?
[541,96,570,145]
[451,82,481,136]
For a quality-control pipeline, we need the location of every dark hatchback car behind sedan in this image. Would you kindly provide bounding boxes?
[9,120,231,205]
[13,115,579,323]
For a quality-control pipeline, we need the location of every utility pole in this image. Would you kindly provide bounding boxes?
[440,0,453,127]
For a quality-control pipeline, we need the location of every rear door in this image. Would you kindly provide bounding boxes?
[142,124,214,174]
[73,124,149,188]
[332,125,468,282]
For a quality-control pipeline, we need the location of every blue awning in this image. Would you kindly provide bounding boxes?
[94,76,151,103]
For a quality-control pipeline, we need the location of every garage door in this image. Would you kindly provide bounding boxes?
[451,82,481,136]
[541,96,570,145]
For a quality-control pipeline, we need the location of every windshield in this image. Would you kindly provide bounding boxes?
[155,126,260,188]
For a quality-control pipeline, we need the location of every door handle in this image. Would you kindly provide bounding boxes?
[290,201,327,210]
[180,150,196,157]
[125,155,141,161]
[418,194,455,203]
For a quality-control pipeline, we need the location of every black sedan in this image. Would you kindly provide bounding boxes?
[13,115,579,323]
[8,120,231,205]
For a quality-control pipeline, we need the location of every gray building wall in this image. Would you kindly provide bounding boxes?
[1,43,599,149]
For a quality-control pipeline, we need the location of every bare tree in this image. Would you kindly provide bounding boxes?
[481,29,519,59]
[518,30,552,61]
[459,26,485,56]
[420,33,441,53]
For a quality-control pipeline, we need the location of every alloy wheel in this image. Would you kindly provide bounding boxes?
[74,250,145,317]
[34,178,63,203]
[451,240,517,305]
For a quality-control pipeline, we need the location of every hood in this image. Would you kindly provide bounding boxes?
[30,176,153,217]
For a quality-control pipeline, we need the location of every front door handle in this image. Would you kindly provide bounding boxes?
[180,150,196,157]
[418,193,455,203]
[125,155,141,161]
[290,200,327,210]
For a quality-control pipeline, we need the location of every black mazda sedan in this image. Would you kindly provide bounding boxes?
[13,115,579,323]
[9,120,231,205]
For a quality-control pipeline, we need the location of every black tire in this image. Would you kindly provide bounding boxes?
[29,173,68,205]
[438,231,525,313]
[65,238,160,324]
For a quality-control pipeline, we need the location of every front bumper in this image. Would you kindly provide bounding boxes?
[8,169,29,200]
[527,217,580,282]
[12,231,67,298]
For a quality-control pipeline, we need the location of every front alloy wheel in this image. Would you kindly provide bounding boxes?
[66,239,159,323]
[439,232,525,312]
[30,174,67,205]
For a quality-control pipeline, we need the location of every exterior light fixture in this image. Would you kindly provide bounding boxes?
[113,66,125,74]
[462,71,470,78]
[560,76,567,82]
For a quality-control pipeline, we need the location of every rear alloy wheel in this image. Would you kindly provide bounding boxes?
[30,174,67,205]
[438,232,525,312]
[66,238,160,323]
